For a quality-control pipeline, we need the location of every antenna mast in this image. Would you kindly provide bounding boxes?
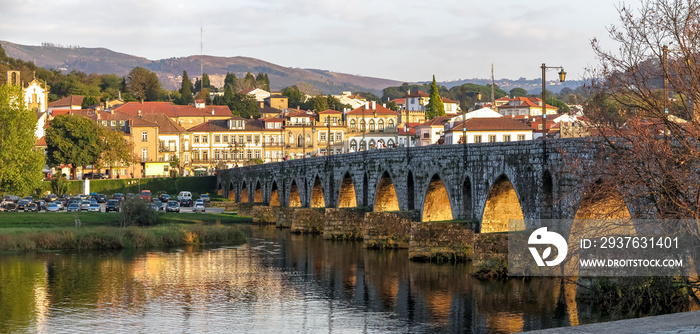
[200,20,204,79]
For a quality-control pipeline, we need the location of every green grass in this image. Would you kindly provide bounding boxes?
[0,211,251,228]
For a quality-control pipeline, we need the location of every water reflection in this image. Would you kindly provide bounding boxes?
[0,226,579,333]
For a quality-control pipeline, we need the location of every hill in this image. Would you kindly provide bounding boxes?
[0,41,403,94]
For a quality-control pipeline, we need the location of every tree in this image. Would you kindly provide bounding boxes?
[281,85,307,109]
[81,96,99,109]
[169,155,181,177]
[125,67,161,102]
[581,0,700,308]
[425,75,445,119]
[99,127,134,174]
[228,93,260,118]
[309,95,329,112]
[0,84,45,195]
[510,87,528,97]
[179,71,194,105]
[224,72,237,88]
[45,114,103,179]
[255,72,270,91]
[327,95,351,111]
[202,73,211,90]
[545,97,570,114]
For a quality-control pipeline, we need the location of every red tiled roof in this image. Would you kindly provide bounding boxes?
[448,117,533,132]
[130,118,157,127]
[240,88,255,94]
[48,95,84,108]
[346,103,398,116]
[287,110,312,118]
[441,97,458,104]
[318,109,343,115]
[391,98,406,104]
[113,102,177,117]
[261,117,284,122]
[417,116,451,127]
[51,109,71,117]
[36,136,46,146]
[188,119,264,132]
[97,110,134,121]
[174,105,231,117]
[407,91,429,98]
[141,113,187,134]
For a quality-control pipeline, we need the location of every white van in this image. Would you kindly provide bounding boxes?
[177,191,192,201]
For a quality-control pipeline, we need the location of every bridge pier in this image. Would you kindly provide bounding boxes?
[290,208,325,234]
[363,212,417,249]
[275,207,296,228]
[323,208,367,240]
[408,222,476,262]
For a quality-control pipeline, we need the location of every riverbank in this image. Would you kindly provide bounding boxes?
[0,212,251,251]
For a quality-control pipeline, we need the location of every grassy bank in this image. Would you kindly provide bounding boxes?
[41,176,217,197]
[0,225,246,251]
[0,211,252,252]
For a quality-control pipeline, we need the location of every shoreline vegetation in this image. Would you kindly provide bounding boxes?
[0,212,251,252]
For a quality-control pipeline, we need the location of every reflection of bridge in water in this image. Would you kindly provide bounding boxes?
[217,138,630,233]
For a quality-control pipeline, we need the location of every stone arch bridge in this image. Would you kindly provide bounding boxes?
[217,139,607,233]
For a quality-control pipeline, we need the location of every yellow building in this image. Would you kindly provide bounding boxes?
[345,102,400,152]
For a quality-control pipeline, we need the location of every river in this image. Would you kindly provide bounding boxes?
[0,225,606,333]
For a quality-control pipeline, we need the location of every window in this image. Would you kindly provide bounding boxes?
[111,120,116,126]
[102,121,108,126]
[141,148,148,161]
[423,131,430,139]
[223,135,229,143]
[305,134,311,144]
[350,119,357,129]
[504,135,511,142]
[254,135,260,144]
[141,131,148,142]
[202,151,208,160]
[164,165,169,173]
[336,133,342,141]
[474,135,482,143]
[223,151,228,160]
[378,119,385,132]
[202,135,208,144]
[246,151,252,160]
[360,120,366,131]
[369,120,376,132]
[214,135,220,143]
[388,119,395,129]
[350,140,357,152]
[388,139,395,147]
[246,135,252,143]
[320,132,326,141]
[238,135,244,143]
[194,135,200,144]
[254,151,261,159]
[517,134,526,141]
[214,150,220,159]
[489,135,497,142]
[369,139,376,149]
[538,124,543,130]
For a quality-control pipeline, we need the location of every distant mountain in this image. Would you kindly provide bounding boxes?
[1,41,403,94]
[436,78,583,95]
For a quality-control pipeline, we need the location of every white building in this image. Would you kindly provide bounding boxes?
[444,117,533,145]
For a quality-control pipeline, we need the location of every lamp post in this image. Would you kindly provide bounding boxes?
[541,64,566,141]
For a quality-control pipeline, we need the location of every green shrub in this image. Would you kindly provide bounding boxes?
[120,197,160,227]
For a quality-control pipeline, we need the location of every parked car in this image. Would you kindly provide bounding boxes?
[80,200,91,211]
[112,193,125,201]
[88,203,101,212]
[166,200,180,213]
[46,202,60,212]
[3,195,19,203]
[177,191,192,202]
[179,198,193,207]
[105,199,120,212]
[3,202,17,212]
[44,194,58,202]
[199,194,210,207]
[67,203,80,212]
[140,190,152,201]
[94,194,107,203]
[149,203,161,211]
[16,199,29,211]
[159,194,171,202]
[24,202,38,212]
[35,200,47,211]
[192,200,206,213]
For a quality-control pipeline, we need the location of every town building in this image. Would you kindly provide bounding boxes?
[444,117,533,145]
[345,102,400,152]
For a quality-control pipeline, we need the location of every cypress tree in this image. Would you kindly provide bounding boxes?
[202,73,210,89]
[224,72,236,87]
[180,71,194,105]
[426,75,445,119]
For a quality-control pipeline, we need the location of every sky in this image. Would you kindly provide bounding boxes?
[0,0,628,83]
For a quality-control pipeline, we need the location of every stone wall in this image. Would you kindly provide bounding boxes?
[409,222,475,262]
[323,208,367,240]
[363,212,416,249]
[276,207,296,228]
[290,208,325,234]
[473,232,509,268]
[236,203,258,217]
[252,206,277,224]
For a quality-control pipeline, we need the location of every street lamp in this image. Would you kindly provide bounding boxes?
[540,64,566,141]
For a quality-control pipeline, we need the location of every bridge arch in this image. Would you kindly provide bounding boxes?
[310,175,325,208]
[338,171,357,208]
[227,181,235,200]
[463,176,473,220]
[374,170,399,212]
[269,180,280,206]
[481,174,525,233]
[288,179,302,207]
[240,180,249,203]
[254,180,263,203]
[422,173,453,222]
[541,170,554,219]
